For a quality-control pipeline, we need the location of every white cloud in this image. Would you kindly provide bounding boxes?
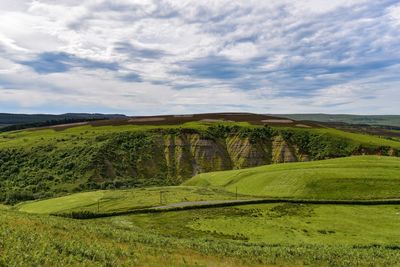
[219,42,259,61]
[387,4,400,26]
[0,0,398,114]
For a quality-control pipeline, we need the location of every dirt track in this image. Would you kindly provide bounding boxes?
[60,198,400,219]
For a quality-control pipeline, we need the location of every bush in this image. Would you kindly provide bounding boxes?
[5,191,35,205]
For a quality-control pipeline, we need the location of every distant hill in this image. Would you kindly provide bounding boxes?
[0,113,126,129]
[274,114,400,127]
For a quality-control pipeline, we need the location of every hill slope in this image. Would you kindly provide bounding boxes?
[185,156,400,200]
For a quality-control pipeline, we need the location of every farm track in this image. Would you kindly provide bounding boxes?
[59,197,400,219]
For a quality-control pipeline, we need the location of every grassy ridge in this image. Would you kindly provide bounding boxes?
[185,156,400,199]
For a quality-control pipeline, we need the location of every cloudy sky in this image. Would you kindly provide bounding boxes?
[0,0,400,115]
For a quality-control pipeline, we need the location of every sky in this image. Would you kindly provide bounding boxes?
[0,0,400,115]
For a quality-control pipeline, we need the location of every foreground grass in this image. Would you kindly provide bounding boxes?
[17,186,249,214]
[1,204,400,266]
[0,210,249,267]
[185,156,400,199]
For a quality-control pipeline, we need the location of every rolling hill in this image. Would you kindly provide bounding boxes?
[185,156,400,199]
[0,113,399,204]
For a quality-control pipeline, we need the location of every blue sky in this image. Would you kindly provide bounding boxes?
[0,0,400,115]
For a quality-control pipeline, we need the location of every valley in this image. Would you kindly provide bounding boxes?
[1,113,400,266]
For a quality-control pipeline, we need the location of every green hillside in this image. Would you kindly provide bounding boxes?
[185,156,400,199]
[1,121,399,204]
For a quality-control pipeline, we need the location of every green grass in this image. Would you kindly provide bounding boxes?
[0,209,250,267]
[16,186,250,214]
[185,156,400,199]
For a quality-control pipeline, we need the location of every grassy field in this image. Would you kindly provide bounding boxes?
[16,186,250,214]
[1,204,400,266]
[185,156,400,199]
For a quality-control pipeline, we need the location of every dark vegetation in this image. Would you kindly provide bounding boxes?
[0,118,102,133]
[0,113,125,128]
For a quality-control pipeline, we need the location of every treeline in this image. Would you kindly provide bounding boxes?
[154,124,274,142]
[0,113,125,125]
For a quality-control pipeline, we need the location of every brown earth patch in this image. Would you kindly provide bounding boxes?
[128,117,166,122]
[262,119,293,124]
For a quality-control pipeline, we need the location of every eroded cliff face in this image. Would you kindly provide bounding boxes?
[130,133,309,184]
[271,135,309,163]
